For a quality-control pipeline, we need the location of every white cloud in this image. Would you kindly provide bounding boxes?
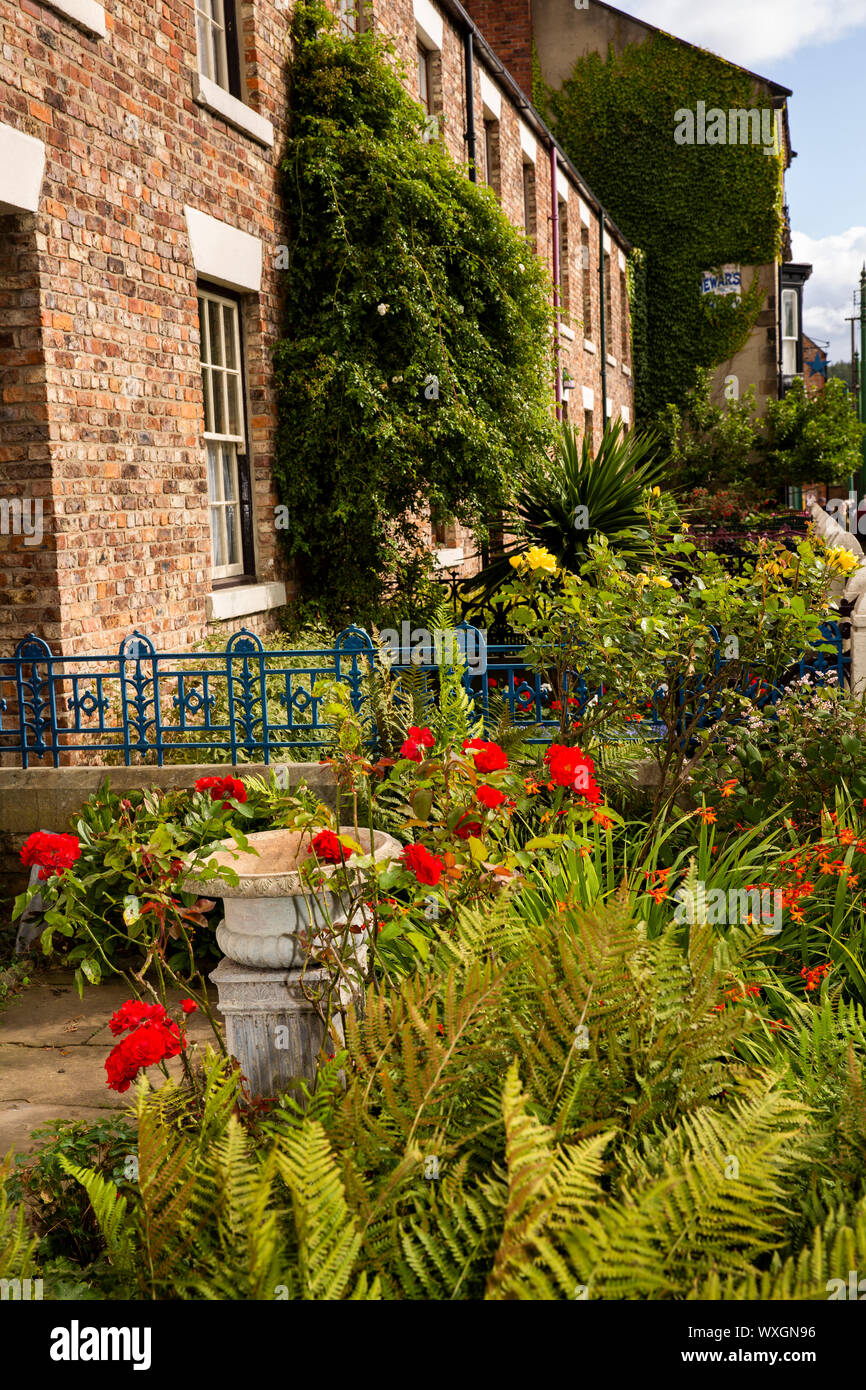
[791,226,866,361]
[622,0,866,69]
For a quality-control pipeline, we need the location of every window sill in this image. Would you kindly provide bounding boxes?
[42,0,107,38]
[558,323,576,343]
[583,339,596,354]
[194,74,274,149]
[622,363,632,377]
[207,581,287,622]
[606,354,617,368]
[434,548,464,569]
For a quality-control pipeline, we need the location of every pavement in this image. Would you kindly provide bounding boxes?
[0,967,222,1158]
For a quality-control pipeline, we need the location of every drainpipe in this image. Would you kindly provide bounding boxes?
[598,209,608,426]
[464,29,477,181]
[551,146,562,421]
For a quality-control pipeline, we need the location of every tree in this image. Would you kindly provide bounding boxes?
[759,377,864,487]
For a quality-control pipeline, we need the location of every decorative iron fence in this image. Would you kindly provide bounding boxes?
[0,621,848,768]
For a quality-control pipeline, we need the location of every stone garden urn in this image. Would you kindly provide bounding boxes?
[184,827,402,1098]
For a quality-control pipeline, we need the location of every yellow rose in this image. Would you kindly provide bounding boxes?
[524,546,558,574]
[825,546,860,576]
[650,575,672,588]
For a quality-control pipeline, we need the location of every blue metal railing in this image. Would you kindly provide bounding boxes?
[0,621,848,768]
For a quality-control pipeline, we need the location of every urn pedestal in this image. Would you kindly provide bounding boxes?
[186,826,401,1097]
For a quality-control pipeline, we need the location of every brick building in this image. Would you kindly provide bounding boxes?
[463,0,810,419]
[0,0,633,657]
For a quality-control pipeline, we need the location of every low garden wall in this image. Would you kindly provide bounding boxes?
[0,762,338,907]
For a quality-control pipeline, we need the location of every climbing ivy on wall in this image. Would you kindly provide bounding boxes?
[544,34,784,420]
[273,2,555,624]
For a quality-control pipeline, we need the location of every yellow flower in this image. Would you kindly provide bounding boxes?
[651,486,661,497]
[825,546,860,576]
[516,546,558,575]
[650,575,672,588]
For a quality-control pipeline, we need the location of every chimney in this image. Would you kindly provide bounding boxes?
[461,1,534,97]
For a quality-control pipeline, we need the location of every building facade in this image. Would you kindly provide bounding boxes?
[0,0,633,658]
[464,0,810,417]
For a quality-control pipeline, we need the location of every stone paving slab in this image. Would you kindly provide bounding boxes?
[0,966,224,1158]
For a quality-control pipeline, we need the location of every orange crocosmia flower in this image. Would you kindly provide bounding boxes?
[649,887,667,904]
[593,811,614,830]
[720,779,738,797]
[838,828,855,846]
[848,874,859,889]
[579,845,592,859]
[696,808,717,824]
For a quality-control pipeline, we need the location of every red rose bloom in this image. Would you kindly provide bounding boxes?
[104,1001,185,1093]
[194,775,247,809]
[476,784,506,809]
[309,829,353,864]
[20,831,81,881]
[181,998,198,1015]
[109,1000,169,1036]
[544,744,601,803]
[463,738,508,773]
[400,725,435,762]
[402,843,444,886]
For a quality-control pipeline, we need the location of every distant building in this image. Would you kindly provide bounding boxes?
[464,0,811,415]
[802,335,828,393]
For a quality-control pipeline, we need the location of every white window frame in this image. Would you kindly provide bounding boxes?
[198,288,247,580]
[782,288,799,377]
[417,39,433,114]
[337,0,366,35]
[195,0,231,89]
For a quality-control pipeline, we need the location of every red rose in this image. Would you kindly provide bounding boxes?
[402,843,444,886]
[462,738,508,773]
[544,744,601,803]
[181,999,198,1015]
[194,775,247,809]
[454,817,483,841]
[309,829,353,864]
[20,831,81,881]
[400,725,435,762]
[109,1000,168,1037]
[476,784,506,809]
[104,1007,184,1093]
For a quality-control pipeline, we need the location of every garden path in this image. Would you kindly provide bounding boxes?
[0,967,218,1158]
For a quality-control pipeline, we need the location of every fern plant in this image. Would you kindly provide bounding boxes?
[29,891,866,1301]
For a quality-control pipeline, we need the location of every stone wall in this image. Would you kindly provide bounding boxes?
[0,759,338,904]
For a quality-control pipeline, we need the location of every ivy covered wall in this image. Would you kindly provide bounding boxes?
[543,34,785,420]
[273,2,555,624]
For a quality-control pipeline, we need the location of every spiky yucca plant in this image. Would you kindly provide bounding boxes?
[467,418,668,596]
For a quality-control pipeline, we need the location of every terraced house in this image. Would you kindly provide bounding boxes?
[0,0,634,657]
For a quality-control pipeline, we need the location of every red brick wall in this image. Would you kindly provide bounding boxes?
[0,0,633,667]
[0,0,292,656]
[462,0,533,96]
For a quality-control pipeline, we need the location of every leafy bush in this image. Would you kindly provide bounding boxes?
[8,1117,137,1267]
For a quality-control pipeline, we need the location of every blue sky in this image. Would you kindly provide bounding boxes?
[620,1,866,362]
